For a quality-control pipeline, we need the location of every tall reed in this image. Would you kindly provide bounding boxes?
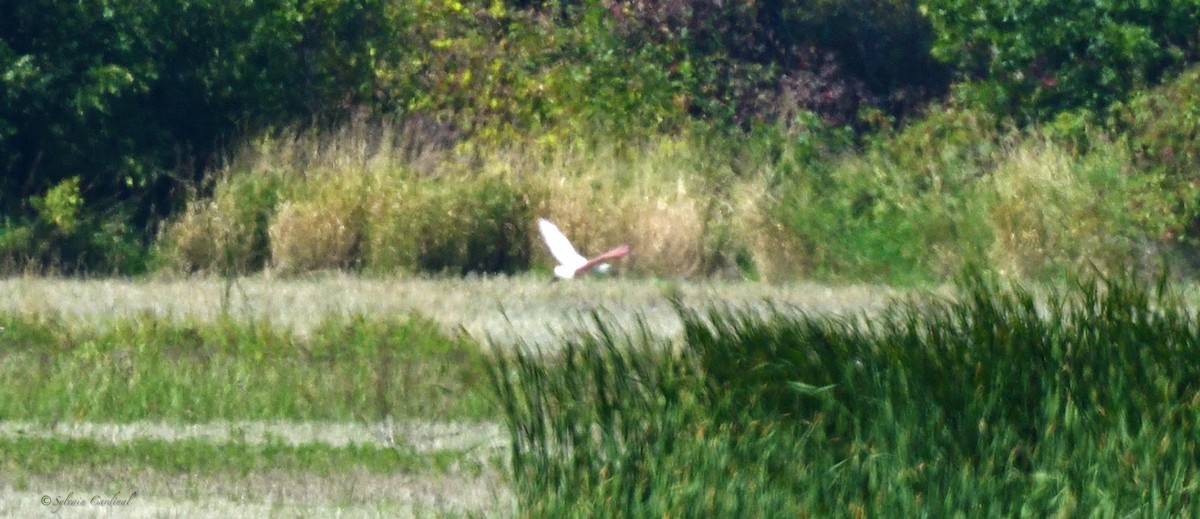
[490,271,1200,515]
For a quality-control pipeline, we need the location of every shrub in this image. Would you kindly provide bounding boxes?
[770,107,1001,283]
[605,0,949,128]
[0,221,38,273]
[1114,66,1200,248]
[0,177,150,274]
[1121,67,1200,175]
[768,106,1167,282]
[366,175,533,276]
[160,165,285,275]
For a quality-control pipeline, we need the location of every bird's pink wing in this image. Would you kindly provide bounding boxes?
[577,245,631,273]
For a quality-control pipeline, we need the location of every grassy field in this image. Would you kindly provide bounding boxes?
[0,277,519,517]
[0,274,898,517]
[3,273,1198,516]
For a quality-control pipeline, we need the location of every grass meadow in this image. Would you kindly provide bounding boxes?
[0,280,508,517]
[0,275,891,517]
[2,273,1199,516]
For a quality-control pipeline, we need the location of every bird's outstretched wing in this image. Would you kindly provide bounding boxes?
[578,245,631,274]
[537,218,588,269]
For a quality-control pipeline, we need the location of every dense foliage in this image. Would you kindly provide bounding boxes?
[924,0,1200,121]
[1,0,396,271]
[2,0,1199,275]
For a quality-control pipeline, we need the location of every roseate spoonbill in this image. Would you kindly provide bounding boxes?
[537,218,630,279]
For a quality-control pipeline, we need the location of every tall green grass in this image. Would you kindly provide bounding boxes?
[0,312,494,423]
[490,272,1200,516]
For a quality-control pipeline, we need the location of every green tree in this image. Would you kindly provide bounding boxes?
[1,0,399,271]
[922,0,1200,121]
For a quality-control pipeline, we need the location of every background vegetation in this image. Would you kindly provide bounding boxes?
[4,0,1200,281]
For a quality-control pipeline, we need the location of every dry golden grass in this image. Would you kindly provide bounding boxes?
[984,138,1140,278]
[159,118,1170,282]
[163,121,775,279]
[161,119,467,276]
[483,137,765,278]
[729,179,808,281]
[531,176,707,277]
[362,177,421,273]
[160,172,280,274]
[268,172,369,274]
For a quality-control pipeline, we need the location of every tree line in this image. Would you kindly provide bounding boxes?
[2,0,1197,272]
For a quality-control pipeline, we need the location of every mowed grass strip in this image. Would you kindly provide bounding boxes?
[490,272,1200,516]
[0,420,505,455]
[0,436,481,477]
[0,435,512,518]
[0,312,495,423]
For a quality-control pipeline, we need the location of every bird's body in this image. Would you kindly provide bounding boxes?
[537,218,630,279]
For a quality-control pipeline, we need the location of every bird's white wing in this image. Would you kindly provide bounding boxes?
[538,218,588,269]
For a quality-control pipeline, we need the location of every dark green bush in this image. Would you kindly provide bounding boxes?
[358,0,952,141]
[0,177,150,274]
[1120,67,1200,177]
[602,0,949,128]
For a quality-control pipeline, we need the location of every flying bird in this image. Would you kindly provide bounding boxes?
[537,218,630,279]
